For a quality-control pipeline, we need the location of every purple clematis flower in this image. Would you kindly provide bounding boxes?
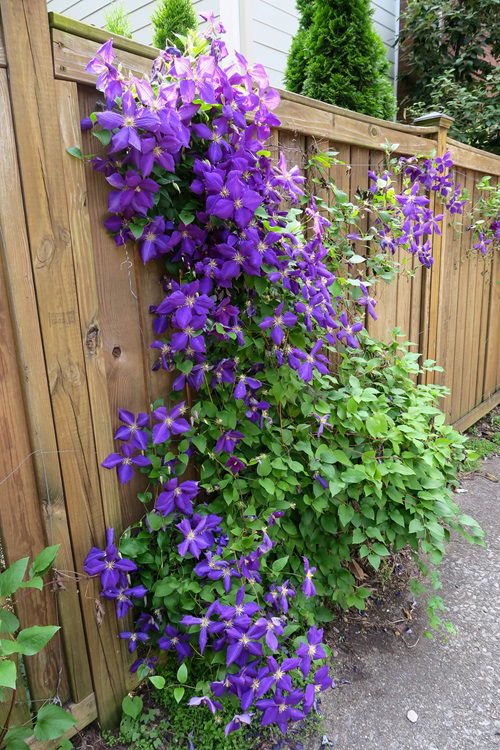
[152,402,190,444]
[259,302,297,345]
[188,695,223,714]
[357,283,377,320]
[226,455,245,475]
[102,443,152,484]
[336,312,363,349]
[107,170,159,215]
[114,409,150,450]
[84,527,137,588]
[224,713,252,736]
[176,515,219,559]
[158,624,191,661]
[304,665,333,712]
[257,689,305,734]
[85,39,123,103]
[156,478,199,516]
[302,557,317,598]
[267,656,301,691]
[138,217,171,263]
[296,626,327,677]
[156,281,214,328]
[103,584,148,619]
[248,616,284,651]
[181,601,223,653]
[119,630,149,653]
[215,430,244,454]
[96,90,159,153]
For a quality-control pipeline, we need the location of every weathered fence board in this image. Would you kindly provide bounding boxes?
[0,6,498,743]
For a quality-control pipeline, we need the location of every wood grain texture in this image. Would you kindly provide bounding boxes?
[78,84,150,528]
[0,238,69,704]
[0,16,5,67]
[0,0,128,726]
[0,68,92,703]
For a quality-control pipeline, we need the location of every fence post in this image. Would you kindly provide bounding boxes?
[413,112,453,383]
[0,0,130,727]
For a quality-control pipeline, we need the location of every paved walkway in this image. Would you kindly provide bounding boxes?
[309,456,500,750]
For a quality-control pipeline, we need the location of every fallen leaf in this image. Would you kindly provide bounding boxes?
[402,607,413,620]
[483,472,498,482]
[95,599,105,627]
[349,559,367,581]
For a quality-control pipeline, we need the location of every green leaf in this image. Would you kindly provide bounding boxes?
[177,663,188,684]
[149,675,166,689]
[259,478,274,494]
[0,610,20,634]
[15,625,60,656]
[173,686,185,703]
[58,740,74,750]
[272,556,289,573]
[179,209,195,225]
[30,544,61,576]
[122,695,143,720]
[34,705,76,742]
[93,128,112,146]
[409,518,424,533]
[368,553,381,570]
[0,558,29,598]
[366,413,388,437]
[389,509,405,527]
[352,528,366,544]
[256,458,271,476]
[0,659,17,689]
[338,504,354,528]
[19,576,43,591]
[4,726,31,750]
[65,146,83,160]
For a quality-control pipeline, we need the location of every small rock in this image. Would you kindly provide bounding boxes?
[407,709,418,723]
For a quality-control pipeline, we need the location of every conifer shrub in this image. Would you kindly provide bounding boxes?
[103,1,133,39]
[285,0,396,120]
[152,0,197,50]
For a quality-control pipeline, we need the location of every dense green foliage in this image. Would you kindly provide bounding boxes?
[285,0,396,120]
[103,1,133,39]
[400,0,500,151]
[151,0,197,50]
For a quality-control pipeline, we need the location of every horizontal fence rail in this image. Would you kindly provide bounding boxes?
[0,2,498,744]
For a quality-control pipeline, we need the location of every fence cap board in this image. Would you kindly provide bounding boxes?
[447,137,500,176]
[49,12,160,59]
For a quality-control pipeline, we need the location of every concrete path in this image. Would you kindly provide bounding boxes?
[310,456,500,750]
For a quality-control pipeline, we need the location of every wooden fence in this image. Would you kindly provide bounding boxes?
[0,0,498,743]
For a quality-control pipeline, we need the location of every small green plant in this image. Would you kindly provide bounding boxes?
[0,546,76,749]
[103,1,133,39]
[151,0,197,50]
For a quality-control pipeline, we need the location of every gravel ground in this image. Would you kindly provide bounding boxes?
[308,456,500,750]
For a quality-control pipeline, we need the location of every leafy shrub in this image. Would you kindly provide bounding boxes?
[285,0,396,120]
[78,18,488,740]
[399,0,500,152]
[103,1,133,39]
[152,0,197,50]
[0,546,76,748]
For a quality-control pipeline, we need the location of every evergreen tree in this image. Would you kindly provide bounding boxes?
[152,0,197,50]
[285,0,396,120]
[284,0,315,93]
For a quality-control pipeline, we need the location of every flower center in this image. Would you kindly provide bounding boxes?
[200,617,209,627]
[146,232,156,242]
[308,644,317,656]
[124,116,135,127]
[279,703,286,713]
[234,199,242,209]
[187,531,196,540]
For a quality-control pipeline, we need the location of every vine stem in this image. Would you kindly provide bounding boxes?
[0,686,17,746]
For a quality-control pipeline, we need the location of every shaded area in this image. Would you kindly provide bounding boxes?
[310,456,500,750]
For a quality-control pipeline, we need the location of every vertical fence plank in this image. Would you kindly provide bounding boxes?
[0,0,128,726]
[0,68,92,705]
[78,85,150,529]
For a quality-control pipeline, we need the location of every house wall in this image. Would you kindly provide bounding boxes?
[47,0,399,88]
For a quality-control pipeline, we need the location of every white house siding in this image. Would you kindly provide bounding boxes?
[47,0,398,88]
